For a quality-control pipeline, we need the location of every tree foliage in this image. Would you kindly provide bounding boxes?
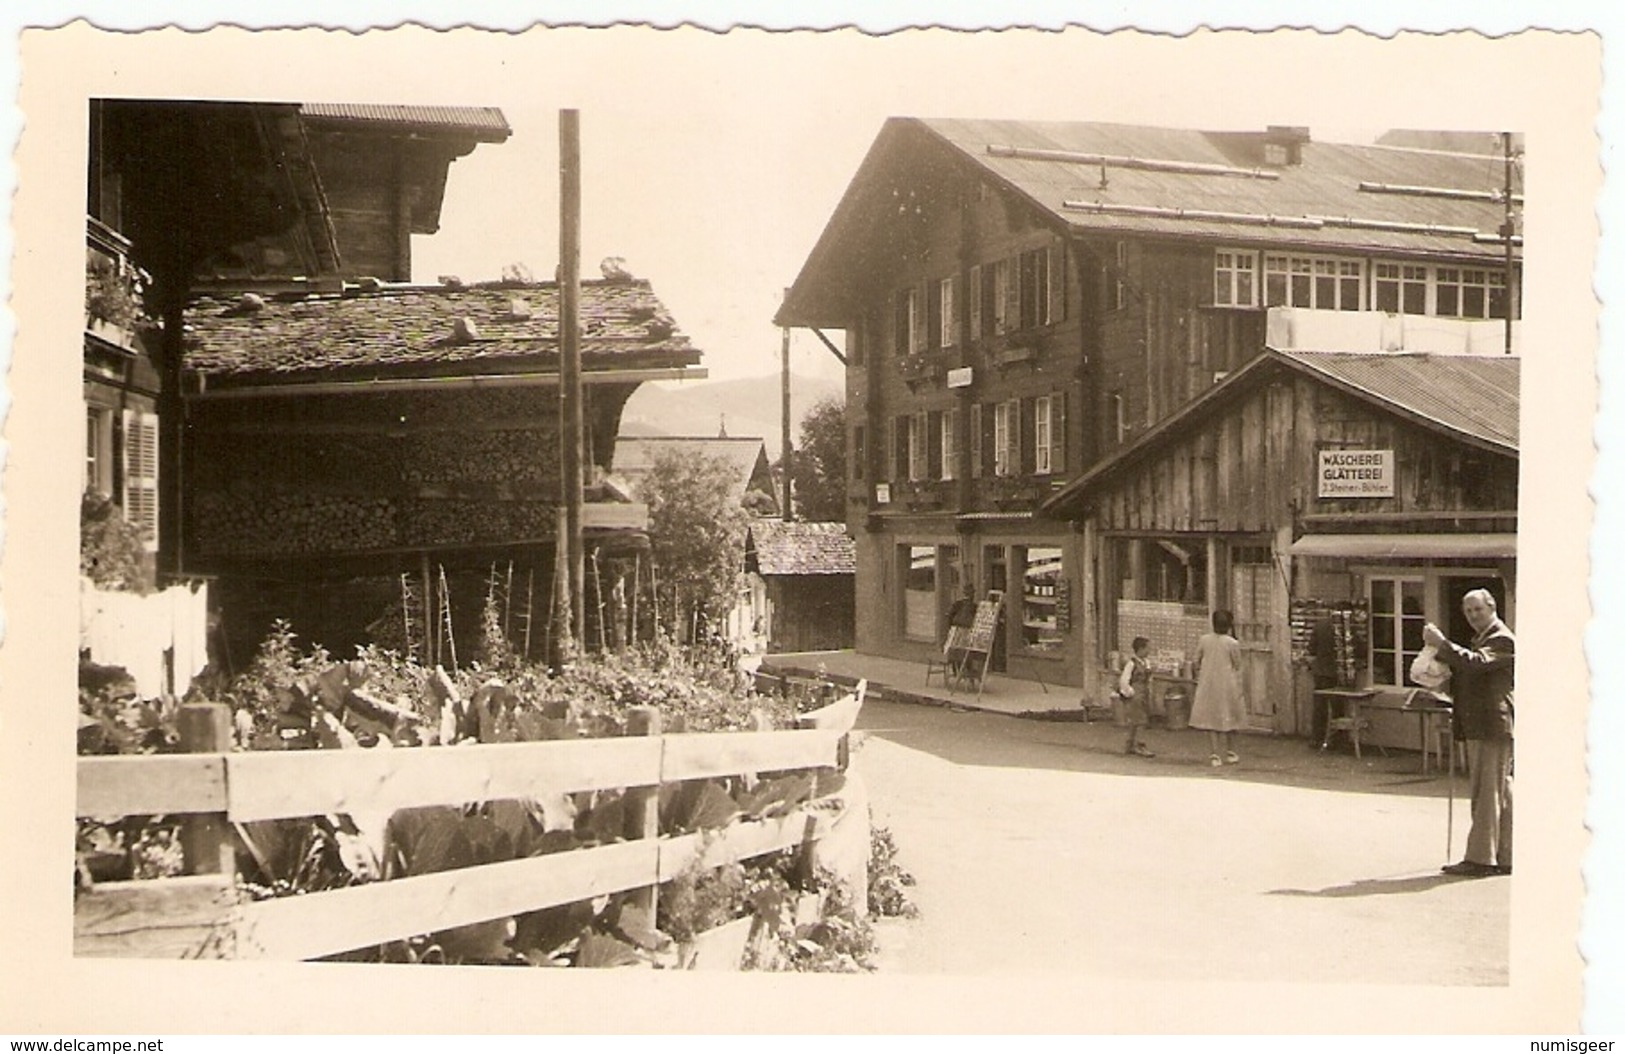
[642,448,749,637]
[81,491,154,593]
[789,395,847,522]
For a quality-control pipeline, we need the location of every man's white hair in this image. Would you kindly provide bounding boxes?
[1462,588,1498,610]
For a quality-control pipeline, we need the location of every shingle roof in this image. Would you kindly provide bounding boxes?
[781,117,1519,327]
[612,436,772,508]
[183,279,698,385]
[748,521,856,576]
[1040,349,1519,519]
[300,103,512,141]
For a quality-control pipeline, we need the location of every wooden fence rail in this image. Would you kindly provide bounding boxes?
[75,687,864,962]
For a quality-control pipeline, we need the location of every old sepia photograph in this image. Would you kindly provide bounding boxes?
[1,20,1605,1035]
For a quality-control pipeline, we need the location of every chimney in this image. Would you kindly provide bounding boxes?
[1263,125,1310,166]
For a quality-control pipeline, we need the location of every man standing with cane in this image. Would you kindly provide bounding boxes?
[1423,589,1515,878]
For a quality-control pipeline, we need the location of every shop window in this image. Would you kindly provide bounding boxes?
[901,545,939,642]
[1111,536,1207,605]
[1368,576,1426,687]
[1017,546,1063,654]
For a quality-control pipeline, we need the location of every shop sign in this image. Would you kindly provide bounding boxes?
[1318,449,1394,498]
[946,367,974,388]
[874,482,891,505]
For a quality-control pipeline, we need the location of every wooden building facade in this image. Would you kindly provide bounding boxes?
[745,521,857,654]
[777,117,1521,692]
[1042,349,1518,735]
[86,99,511,587]
[181,277,702,664]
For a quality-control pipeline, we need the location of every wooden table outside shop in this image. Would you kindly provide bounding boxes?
[1315,687,1379,757]
[1360,689,1457,775]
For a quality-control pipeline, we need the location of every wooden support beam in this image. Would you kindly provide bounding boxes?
[623,707,663,920]
[809,327,847,366]
[178,703,235,877]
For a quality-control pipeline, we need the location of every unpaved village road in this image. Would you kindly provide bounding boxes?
[854,698,1509,985]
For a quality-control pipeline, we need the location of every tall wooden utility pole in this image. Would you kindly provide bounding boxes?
[1501,131,1518,356]
[559,109,586,650]
[781,290,793,522]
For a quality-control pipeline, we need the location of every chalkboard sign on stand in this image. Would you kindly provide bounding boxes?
[954,592,1004,699]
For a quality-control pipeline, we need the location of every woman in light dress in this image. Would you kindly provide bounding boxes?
[1191,608,1247,767]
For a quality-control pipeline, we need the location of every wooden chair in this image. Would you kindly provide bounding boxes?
[924,626,970,689]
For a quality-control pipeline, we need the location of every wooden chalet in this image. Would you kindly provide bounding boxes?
[86,99,510,581]
[776,117,1521,699]
[182,277,702,663]
[745,521,857,654]
[612,436,780,516]
[1040,349,1518,739]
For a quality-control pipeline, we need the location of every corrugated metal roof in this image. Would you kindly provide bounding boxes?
[781,117,1519,327]
[1040,349,1519,519]
[1279,350,1519,453]
[748,521,856,576]
[184,279,696,383]
[300,103,511,140]
[920,118,1515,258]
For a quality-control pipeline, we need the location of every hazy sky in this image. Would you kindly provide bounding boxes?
[397,30,1411,389]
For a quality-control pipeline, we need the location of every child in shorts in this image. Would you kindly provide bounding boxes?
[1116,636,1155,758]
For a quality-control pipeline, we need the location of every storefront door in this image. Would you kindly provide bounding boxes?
[1230,546,1278,729]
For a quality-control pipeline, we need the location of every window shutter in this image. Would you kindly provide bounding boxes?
[912,284,928,355]
[121,409,159,552]
[1007,257,1023,331]
[894,415,910,480]
[982,263,998,338]
[927,410,943,479]
[926,280,942,350]
[1049,244,1066,323]
[991,262,1003,335]
[884,417,897,482]
[970,404,983,480]
[1019,397,1036,476]
[1051,392,1066,475]
[967,266,982,342]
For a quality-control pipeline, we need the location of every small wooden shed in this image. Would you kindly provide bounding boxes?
[745,521,856,654]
